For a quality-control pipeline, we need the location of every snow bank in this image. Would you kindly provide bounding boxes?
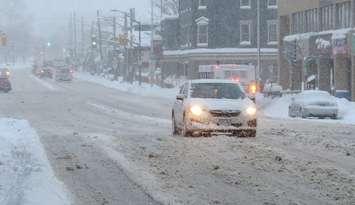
[75,72,178,99]
[260,95,355,124]
[0,118,71,205]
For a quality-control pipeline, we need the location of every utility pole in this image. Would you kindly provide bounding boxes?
[113,16,117,40]
[161,0,164,19]
[124,13,129,81]
[73,12,78,60]
[68,14,73,58]
[150,0,155,85]
[129,9,135,83]
[138,22,142,85]
[256,0,261,82]
[81,16,85,60]
[97,10,103,70]
[112,16,119,81]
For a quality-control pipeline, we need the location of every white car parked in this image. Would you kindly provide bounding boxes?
[172,79,257,137]
[288,90,338,119]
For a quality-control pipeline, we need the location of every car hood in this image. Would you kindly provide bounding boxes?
[185,98,254,111]
[299,97,337,106]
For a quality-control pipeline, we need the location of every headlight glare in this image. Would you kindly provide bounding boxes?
[190,105,203,116]
[246,106,257,116]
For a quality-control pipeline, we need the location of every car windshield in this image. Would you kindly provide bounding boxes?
[190,83,245,99]
[2,1,355,205]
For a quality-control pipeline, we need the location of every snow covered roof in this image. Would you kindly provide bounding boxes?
[284,28,352,42]
[164,48,278,56]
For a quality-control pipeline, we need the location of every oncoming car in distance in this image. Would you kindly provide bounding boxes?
[288,90,338,119]
[172,79,257,137]
[55,68,73,81]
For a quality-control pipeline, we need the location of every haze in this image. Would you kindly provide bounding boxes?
[25,0,150,35]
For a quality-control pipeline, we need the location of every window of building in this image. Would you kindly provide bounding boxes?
[240,21,251,45]
[196,17,209,47]
[198,0,207,10]
[291,8,318,34]
[240,0,251,9]
[321,5,334,31]
[267,20,278,44]
[267,0,277,9]
[336,1,351,29]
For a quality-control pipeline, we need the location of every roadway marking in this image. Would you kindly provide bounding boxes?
[86,101,170,125]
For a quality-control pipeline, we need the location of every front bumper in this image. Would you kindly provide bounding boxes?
[186,117,257,133]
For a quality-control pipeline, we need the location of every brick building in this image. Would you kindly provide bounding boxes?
[278,0,355,101]
[160,0,279,82]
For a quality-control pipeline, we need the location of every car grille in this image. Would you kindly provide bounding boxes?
[210,110,241,118]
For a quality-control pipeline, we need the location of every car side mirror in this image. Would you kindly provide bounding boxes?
[176,94,185,101]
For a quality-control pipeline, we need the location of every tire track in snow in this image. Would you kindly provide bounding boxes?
[29,75,59,91]
[86,101,170,125]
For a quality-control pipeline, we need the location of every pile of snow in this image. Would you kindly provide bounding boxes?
[0,118,71,205]
[75,72,178,99]
[260,95,355,124]
[336,98,355,123]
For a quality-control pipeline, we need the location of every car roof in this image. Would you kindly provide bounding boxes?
[190,79,238,84]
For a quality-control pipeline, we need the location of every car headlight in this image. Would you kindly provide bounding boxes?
[246,106,257,116]
[190,105,203,116]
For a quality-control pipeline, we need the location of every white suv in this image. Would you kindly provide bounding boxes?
[172,79,257,137]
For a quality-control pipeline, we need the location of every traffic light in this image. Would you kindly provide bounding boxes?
[91,35,97,48]
[118,34,128,46]
[0,33,7,46]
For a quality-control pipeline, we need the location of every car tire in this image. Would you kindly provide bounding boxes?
[247,130,257,138]
[233,130,256,138]
[181,116,192,137]
[172,113,180,136]
[289,107,295,118]
[300,108,307,119]
[331,115,338,120]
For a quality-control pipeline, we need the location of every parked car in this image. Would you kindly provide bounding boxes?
[1,68,10,79]
[172,79,257,137]
[263,82,283,98]
[55,67,73,81]
[288,90,338,119]
[0,75,11,93]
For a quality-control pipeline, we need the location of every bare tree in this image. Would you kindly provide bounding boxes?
[153,0,179,17]
[0,0,34,59]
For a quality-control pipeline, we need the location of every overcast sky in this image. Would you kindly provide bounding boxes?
[25,0,151,35]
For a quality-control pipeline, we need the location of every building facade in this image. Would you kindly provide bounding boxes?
[160,0,279,82]
[278,0,355,100]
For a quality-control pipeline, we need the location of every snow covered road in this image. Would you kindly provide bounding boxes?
[0,118,71,205]
[0,69,354,205]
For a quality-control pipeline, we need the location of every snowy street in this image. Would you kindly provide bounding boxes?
[1,69,355,205]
